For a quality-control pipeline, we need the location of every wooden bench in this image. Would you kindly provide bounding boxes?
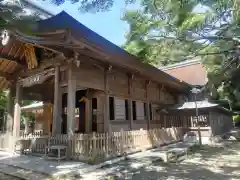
[45,145,68,163]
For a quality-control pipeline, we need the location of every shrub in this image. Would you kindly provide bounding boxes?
[233,115,240,127]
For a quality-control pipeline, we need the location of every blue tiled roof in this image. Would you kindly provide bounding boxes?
[34,11,190,90]
[36,11,127,56]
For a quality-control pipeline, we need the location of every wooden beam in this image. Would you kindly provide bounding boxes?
[18,54,66,77]
[20,69,54,87]
[71,38,110,60]
[0,56,24,67]
[76,54,108,71]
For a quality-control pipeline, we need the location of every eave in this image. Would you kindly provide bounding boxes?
[31,11,191,92]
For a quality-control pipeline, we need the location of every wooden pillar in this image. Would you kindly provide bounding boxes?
[128,75,133,130]
[67,66,76,134]
[104,69,110,132]
[86,99,92,133]
[13,82,21,137]
[6,88,14,132]
[58,88,63,134]
[145,81,150,129]
[52,66,61,135]
[164,115,167,128]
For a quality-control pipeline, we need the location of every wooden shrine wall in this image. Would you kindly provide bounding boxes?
[59,64,182,133]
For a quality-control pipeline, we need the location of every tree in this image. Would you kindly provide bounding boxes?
[49,0,135,12]
[122,7,201,65]
[122,0,240,110]
[0,0,135,34]
[0,1,40,29]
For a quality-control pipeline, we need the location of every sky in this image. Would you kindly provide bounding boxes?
[33,0,140,46]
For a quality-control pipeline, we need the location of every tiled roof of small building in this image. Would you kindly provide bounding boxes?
[169,100,235,115]
[159,59,208,86]
[173,100,218,109]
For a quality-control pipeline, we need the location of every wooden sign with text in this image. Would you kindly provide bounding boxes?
[21,70,54,87]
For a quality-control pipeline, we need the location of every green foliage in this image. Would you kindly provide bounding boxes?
[233,115,240,121]
[0,89,35,127]
[122,0,240,111]
[0,0,136,34]
[0,90,7,109]
[0,1,40,33]
[233,115,240,127]
[48,0,135,12]
[121,6,199,65]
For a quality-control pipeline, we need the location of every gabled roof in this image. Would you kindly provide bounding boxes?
[160,59,208,86]
[31,11,190,92]
[35,11,126,55]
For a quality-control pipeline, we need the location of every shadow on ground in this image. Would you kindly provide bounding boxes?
[89,142,240,180]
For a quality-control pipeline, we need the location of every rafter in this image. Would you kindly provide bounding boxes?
[0,56,25,67]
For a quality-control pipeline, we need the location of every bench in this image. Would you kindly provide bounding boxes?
[45,145,68,163]
[44,134,69,163]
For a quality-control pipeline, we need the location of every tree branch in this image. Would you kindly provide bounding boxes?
[148,34,240,44]
[195,49,235,56]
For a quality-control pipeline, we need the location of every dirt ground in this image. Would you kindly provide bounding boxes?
[82,142,240,180]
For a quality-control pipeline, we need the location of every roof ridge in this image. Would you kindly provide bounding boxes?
[160,58,202,71]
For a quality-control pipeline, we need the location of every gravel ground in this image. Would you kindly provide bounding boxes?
[1,142,240,180]
[81,142,240,180]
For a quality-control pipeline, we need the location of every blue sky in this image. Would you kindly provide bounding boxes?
[33,0,140,46]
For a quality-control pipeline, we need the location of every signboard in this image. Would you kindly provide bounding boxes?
[21,70,54,87]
